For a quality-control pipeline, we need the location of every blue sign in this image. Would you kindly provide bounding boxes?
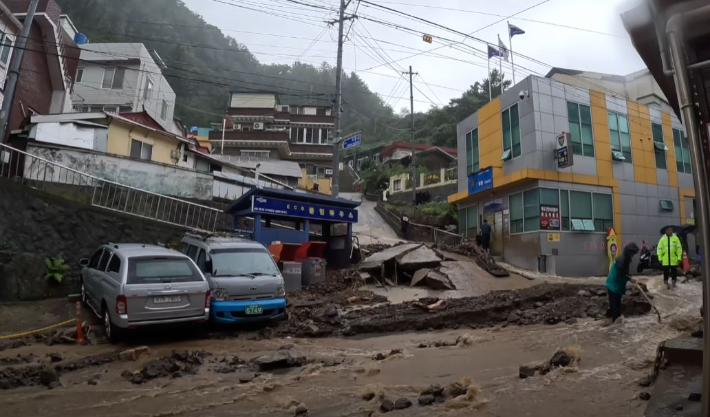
[468,167,493,195]
[342,132,362,149]
[251,196,358,223]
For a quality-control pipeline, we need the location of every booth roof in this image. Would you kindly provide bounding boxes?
[225,187,361,214]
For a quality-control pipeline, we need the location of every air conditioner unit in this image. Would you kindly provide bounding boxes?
[325,168,333,175]
[253,122,264,130]
[232,124,241,131]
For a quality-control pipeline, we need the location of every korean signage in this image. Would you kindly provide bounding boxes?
[251,196,358,223]
[539,204,560,230]
[342,132,362,149]
[468,166,493,195]
[547,233,560,242]
[555,132,573,169]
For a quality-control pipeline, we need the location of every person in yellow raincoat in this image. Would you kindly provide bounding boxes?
[657,227,682,289]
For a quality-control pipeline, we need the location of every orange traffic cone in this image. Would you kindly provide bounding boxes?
[682,250,690,274]
[75,301,85,344]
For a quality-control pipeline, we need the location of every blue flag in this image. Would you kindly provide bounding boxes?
[509,23,525,37]
[487,45,502,59]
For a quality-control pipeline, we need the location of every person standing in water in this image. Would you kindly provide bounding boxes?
[657,226,682,290]
[605,242,640,325]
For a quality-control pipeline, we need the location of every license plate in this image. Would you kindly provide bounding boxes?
[154,296,182,304]
[245,305,263,315]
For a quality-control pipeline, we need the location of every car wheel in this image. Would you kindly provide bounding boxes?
[103,307,122,344]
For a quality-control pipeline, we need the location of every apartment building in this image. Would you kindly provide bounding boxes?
[449,74,695,276]
[208,92,335,193]
[71,43,177,133]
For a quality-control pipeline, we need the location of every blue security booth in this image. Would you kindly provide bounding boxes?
[225,187,360,269]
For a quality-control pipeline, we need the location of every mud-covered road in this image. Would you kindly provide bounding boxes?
[0,275,703,417]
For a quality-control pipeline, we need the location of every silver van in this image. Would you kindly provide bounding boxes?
[80,244,211,343]
[180,234,287,323]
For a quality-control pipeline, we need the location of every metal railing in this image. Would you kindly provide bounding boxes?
[0,143,225,232]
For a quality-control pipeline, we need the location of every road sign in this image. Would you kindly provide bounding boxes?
[342,132,362,149]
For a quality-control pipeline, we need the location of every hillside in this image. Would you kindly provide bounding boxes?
[57,0,507,148]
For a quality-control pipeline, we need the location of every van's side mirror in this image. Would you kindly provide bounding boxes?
[79,258,89,267]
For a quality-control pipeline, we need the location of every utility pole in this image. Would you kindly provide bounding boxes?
[403,66,417,202]
[0,0,40,143]
[331,0,354,197]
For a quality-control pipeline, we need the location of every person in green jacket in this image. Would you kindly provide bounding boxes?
[657,227,683,289]
[605,242,640,325]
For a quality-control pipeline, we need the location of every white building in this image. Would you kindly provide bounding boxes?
[71,43,177,133]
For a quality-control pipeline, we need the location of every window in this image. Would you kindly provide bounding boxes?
[509,193,523,233]
[660,200,674,211]
[466,205,478,238]
[89,249,104,269]
[0,34,13,65]
[567,102,594,156]
[76,68,84,83]
[593,193,613,231]
[196,250,206,272]
[393,179,402,191]
[107,254,121,273]
[101,68,115,89]
[502,104,521,159]
[186,245,198,260]
[143,78,153,100]
[241,150,270,160]
[127,257,202,284]
[608,112,632,163]
[673,128,692,174]
[652,122,667,169]
[560,190,570,231]
[161,100,168,120]
[305,128,315,144]
[523,189,540,232]
[98,250,112,271]
[130,139,153,161]
[112,68,125,89]
[466,128,479,174]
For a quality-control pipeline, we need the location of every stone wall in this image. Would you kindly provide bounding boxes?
[0,180,188,301]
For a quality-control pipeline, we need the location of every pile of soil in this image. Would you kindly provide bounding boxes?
[279,283,650,337]
[0,351,118,390]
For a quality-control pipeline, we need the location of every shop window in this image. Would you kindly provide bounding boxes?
[466,128,479,174]
[567,102,594,157]
[570,191,594,231]
[509,193,523,233]
[608,112,632,163]
[458,209,466,235]
[523,189,539,232]
[593,193,613,231]
[501,104,520,160]
[560,190,570,231]
[659,200,674,211]
[652,123,667,169]
[673,128,692,174]
[466,205,478,238]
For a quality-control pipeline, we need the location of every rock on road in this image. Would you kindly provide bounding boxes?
[340,192,400,245]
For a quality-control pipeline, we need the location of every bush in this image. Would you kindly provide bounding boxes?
[386,201,457,227]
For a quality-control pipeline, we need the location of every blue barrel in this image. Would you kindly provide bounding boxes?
[74,33,88,45]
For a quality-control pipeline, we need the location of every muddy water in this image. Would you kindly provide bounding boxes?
[0,277,702,417]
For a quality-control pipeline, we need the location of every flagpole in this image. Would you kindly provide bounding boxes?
[500,55,503,96]
[488,55,492,102]
[508,21,516,85]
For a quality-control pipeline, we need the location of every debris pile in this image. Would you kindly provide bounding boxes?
[122,350,210,384]
[519,346,582,379]
[433,242,510,277]
[0,351,118,390]
[374,377,483,412]
[358,243,458,290]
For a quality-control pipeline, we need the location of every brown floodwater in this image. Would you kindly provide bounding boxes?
[0,276,702,417]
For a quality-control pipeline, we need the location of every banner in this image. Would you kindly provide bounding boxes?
[468,167,493,195]
[539,204,560,230]
[251,196,358,223]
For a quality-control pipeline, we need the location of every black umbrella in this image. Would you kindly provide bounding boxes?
[659,224,696,235]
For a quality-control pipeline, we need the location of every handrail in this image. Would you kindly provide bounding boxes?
[0,143,224,232]
[376,201,464,243]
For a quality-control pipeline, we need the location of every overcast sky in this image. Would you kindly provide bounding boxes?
[182,0,644,112]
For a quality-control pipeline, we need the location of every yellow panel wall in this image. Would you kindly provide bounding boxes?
[590,90,613,181]
[477,98,503,180]
[627,101,656,184]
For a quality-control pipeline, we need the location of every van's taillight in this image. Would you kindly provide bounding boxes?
[205,290,211,309]
[116,295,127,315]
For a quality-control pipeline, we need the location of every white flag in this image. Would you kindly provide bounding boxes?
[498,35,509,62]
